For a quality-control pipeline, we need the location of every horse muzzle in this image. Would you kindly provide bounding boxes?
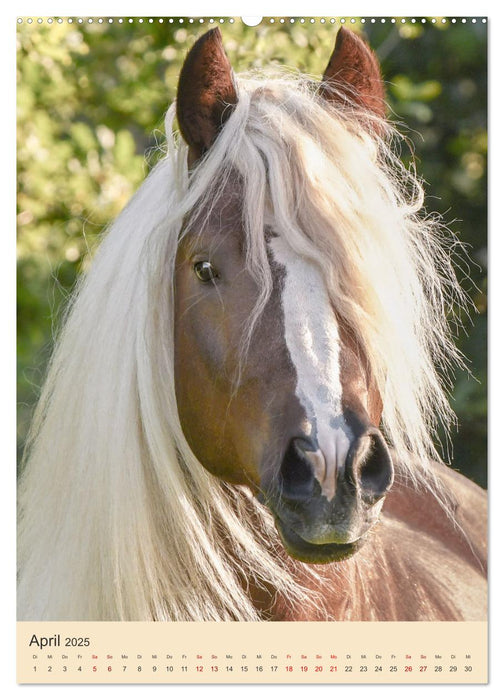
[261,428,394,564]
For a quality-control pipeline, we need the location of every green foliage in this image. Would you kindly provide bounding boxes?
[17,19,487,485]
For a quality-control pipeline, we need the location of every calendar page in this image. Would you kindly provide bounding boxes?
[16,14,488,686]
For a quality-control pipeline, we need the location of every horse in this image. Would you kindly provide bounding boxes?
[17,27,487,622]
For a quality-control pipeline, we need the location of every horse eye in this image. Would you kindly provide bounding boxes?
[194,260,218,282]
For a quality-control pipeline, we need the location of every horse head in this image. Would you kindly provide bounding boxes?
[174,28,394,564]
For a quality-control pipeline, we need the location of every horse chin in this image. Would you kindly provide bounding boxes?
[274,516,366,564]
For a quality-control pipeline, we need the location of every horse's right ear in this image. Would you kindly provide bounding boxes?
[320,27,386,120]
[176,28,238,166]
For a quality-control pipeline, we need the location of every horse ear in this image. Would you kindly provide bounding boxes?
[176,28,238,165]
[320,27,386,120]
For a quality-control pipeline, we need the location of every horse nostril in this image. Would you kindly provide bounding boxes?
[279,438,315,501]
[352,431,394,502]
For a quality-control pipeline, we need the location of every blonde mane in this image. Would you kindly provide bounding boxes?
[17,71,467,621]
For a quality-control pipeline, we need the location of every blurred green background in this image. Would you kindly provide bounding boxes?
[16,17,487,487]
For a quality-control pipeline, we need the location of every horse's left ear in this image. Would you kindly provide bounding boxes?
[320,27,386,120]
[176,28,238,166]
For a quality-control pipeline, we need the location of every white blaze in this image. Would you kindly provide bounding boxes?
[269,237,352,500]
